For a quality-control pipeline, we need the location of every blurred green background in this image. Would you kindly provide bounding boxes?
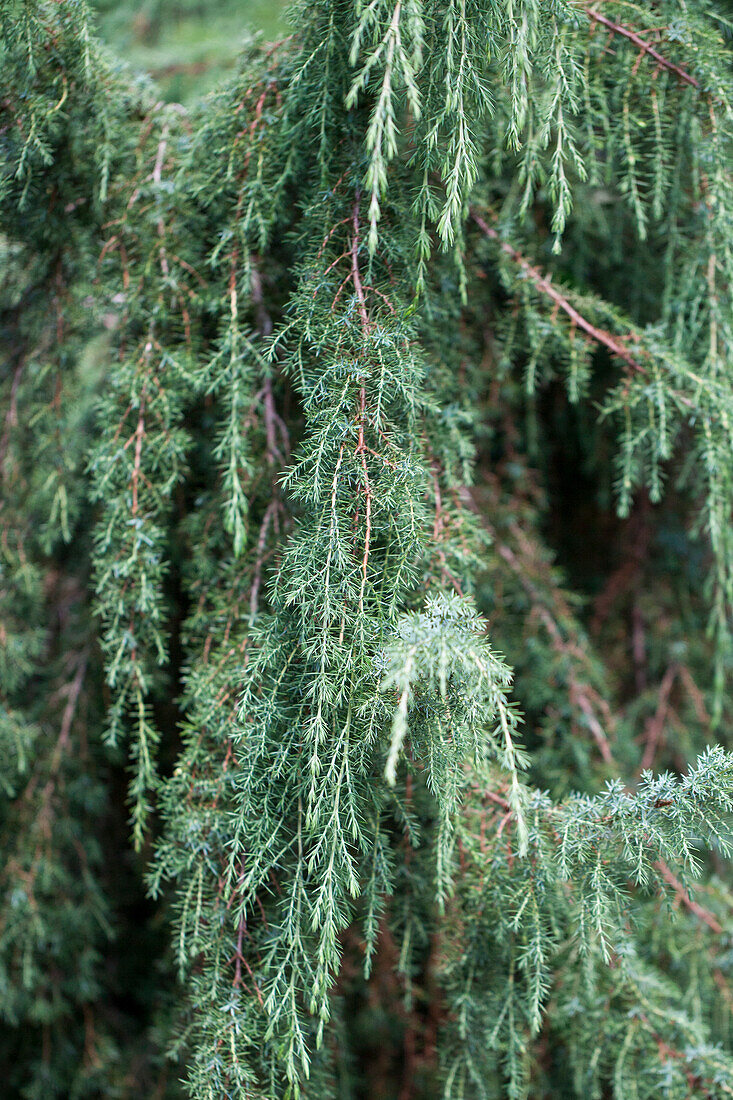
[92,0,290,101]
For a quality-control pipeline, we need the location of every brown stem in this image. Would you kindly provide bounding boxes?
[472,211,651,377]
[654,859,723,934]
[639,664,678,773]
[585,9,699,88]
[131,389,146,517]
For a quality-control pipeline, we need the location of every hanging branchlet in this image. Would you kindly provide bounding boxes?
[3,0,733,1097]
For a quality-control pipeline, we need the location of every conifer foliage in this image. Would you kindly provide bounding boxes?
[3,0,733,1096]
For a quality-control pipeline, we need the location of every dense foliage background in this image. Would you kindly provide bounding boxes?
[3,1,733,1097]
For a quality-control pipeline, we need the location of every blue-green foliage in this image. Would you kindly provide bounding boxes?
[2,0,733,1097]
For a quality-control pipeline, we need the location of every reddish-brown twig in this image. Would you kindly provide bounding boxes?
[655,859,723,934]
[586,9,699,89]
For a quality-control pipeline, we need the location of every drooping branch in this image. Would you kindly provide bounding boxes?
[471,210,648,375]
[654,859,723,934]
[472,209,702,411]
[585,8,700,89]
